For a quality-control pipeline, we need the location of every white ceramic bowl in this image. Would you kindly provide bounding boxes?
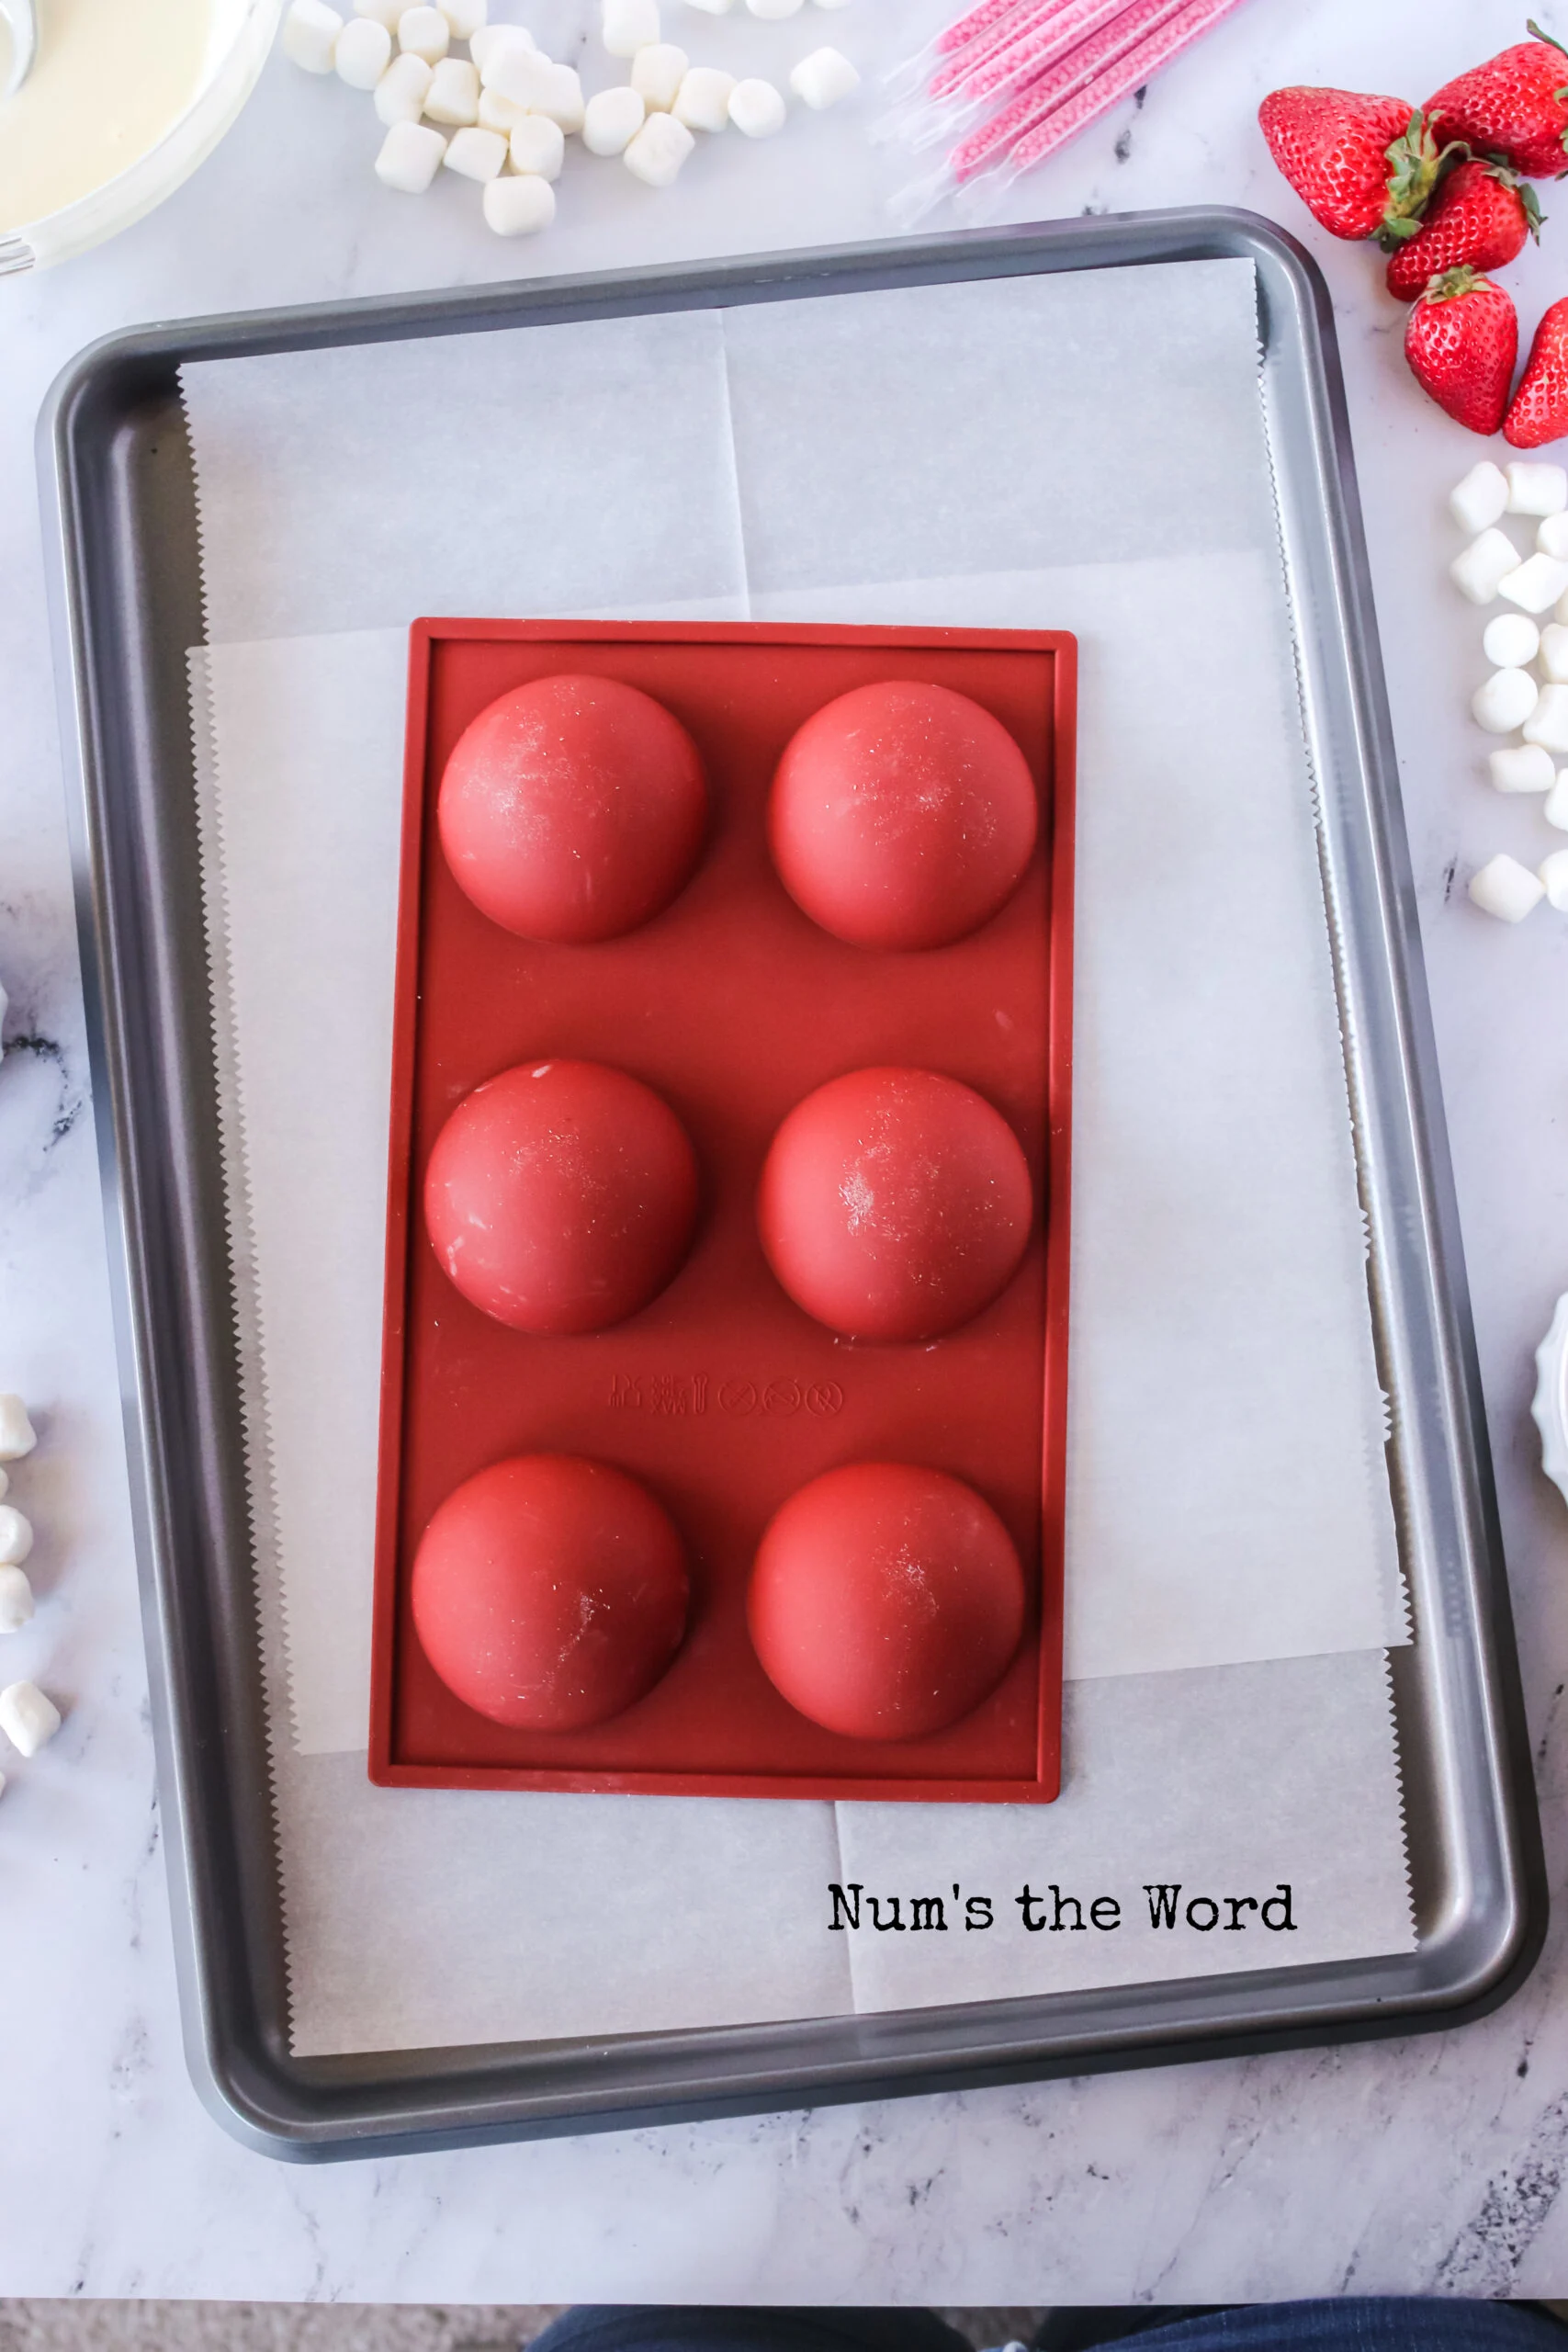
[0,0,282,276]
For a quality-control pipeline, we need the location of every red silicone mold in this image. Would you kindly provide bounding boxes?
[370,619,1077,1802]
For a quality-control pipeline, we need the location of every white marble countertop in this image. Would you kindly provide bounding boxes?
[6,0,1568,2303]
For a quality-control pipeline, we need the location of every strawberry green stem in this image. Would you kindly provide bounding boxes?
[1379,110,1469,248]
[1526,17,1568,156]
[1423,264,1489,302]
[1480,150,1546,234]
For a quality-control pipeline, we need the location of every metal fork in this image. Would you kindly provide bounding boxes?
[1,0,36,98]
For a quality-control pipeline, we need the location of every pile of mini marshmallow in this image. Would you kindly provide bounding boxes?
[0,1391,64,1791]
[0,982,62,1786]
[281,0,859,234]
[1453,458,1568,922]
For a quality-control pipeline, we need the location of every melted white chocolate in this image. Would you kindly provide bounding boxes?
[0,0,212,232]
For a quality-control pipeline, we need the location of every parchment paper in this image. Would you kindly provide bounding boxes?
[182,258,1417,2053]
[188,580,1416,2052]
[182,259,1405,1746]
[273,1661,1408,2057]
[838,1651,1410,2014]
[184,309,750,640]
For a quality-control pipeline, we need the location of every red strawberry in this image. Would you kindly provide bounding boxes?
[1258,87,1454,247]
[1427,23,1568,179]
[1506,298,1568,444]
[1386,158,1543,299]
[1404,267,1519,434]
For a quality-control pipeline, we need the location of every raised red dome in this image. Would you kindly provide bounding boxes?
[424,1058,698,1335]
[758,1066,1032,1342]
[748,1462,1025,1741]
[769,680,1036,950]
[438,672,706,943]
[412,1454,689,1732]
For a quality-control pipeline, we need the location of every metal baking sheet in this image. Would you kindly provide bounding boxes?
[37,209,1547,2161]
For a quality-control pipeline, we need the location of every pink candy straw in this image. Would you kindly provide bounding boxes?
[885,0,1039,116]
[949,0,1194,181]
[931,0,1070,99]
[1004,0,1251,175]
[943,72,1077,184]
[961,0,1147,103]
[905,0,1149,153]
[890,0,1248,223]
[938,0,1032,53]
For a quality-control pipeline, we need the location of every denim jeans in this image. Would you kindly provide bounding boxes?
[529,2302,1566,2352]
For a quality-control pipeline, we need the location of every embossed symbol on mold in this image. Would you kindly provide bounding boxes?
[606,1373,709,1414]
[606,1374,843,1417]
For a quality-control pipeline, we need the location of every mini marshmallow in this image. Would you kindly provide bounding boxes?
[398,4,449,59]
[631,42,687,107]
[729,74,786,134]
[282,0,343,70]
[1546,772,1568,829]
[1473,668,1540,734]
[423,54,479,119]
[0,1509,33,1568]
[355,0,405,26]
[1540,514,1568,563]
[0,1398,37,1462]
[1450,461,1509,535]
[0,1469,12,1503]
[674,64,735,129]
[481,42,554,103]
[375,118,447,188]
[1507,460,1568,517]
[0,1567,31,1634]
[583,84,647,153]
[533,61,584,130]
[748,0,803,13]
[509,113,566,175]
[468,20,535,68]
[439,0,487,32]
[444,122,507,175]
[1491,743,1555,793]
[1542,850,1568,910]
[479,85,527,130]
[789,44,859,106]
[1541,623,1568,684]
[604,0,660,53]
[335,14,391,82]
[1483,612,1540,668]
[1526,683,1568,752]
[483,172,557,233]
[1500,553,1568,614]
[1451,527,1521,605]
[375,49,434,118]
[624,106,695,181]
[484,48,581,130]
[1470,853,1545,922]
[0,1681,59,1758]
